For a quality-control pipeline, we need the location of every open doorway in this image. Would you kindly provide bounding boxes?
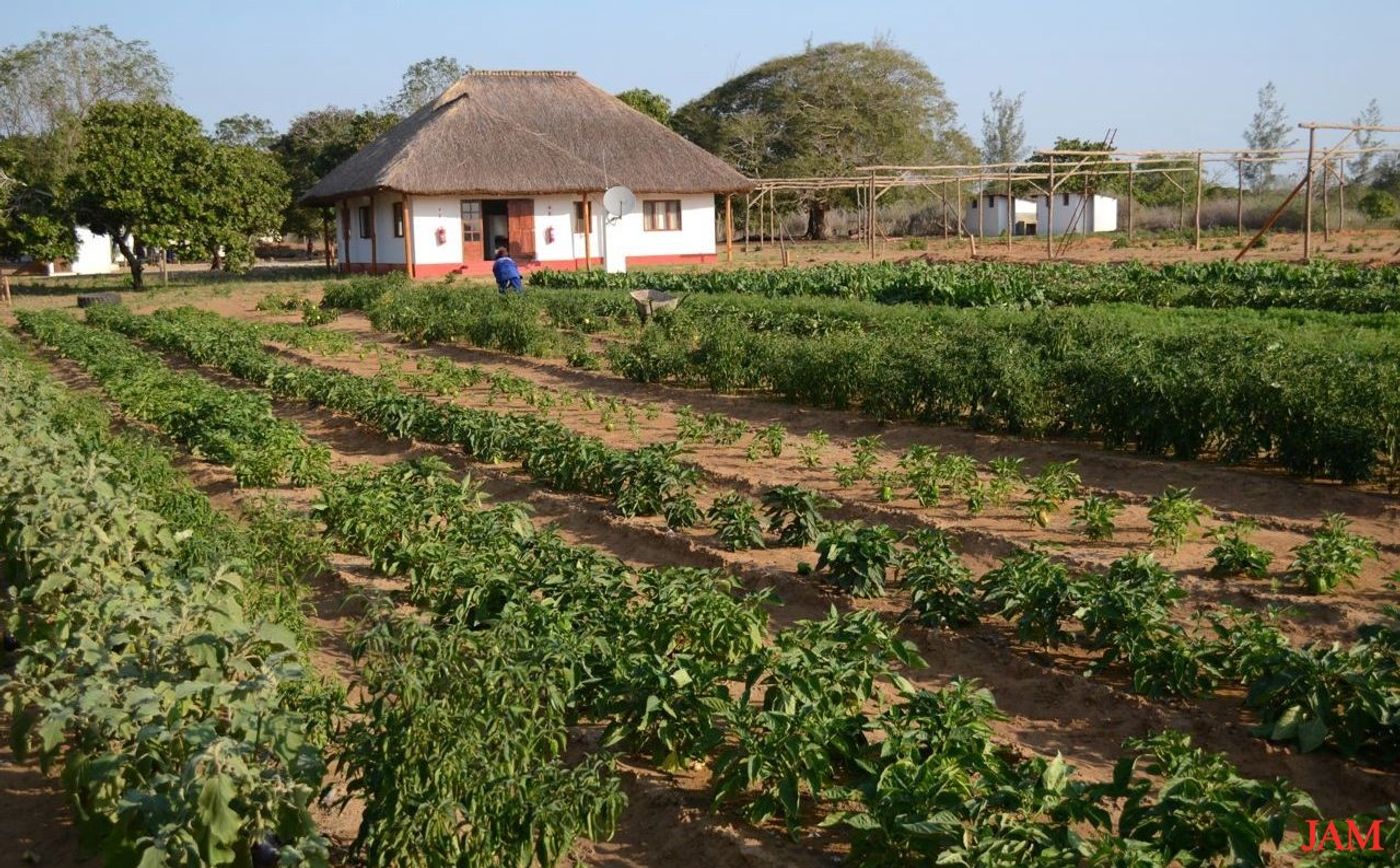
[482,200,509,259]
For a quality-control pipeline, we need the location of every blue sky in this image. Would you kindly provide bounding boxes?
[8,0,1398,156]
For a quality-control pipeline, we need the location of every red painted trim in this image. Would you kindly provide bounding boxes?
[624,253,716,267]
[339,263,407,275]
[371,252,712,280]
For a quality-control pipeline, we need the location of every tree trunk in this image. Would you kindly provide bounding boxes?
[805,202,829,240]
[210,247,223,271]
[115,237,144,289]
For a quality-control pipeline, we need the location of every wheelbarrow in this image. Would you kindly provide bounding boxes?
[629,288,683,324]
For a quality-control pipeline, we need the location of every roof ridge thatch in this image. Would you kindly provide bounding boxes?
[301,70,751,204]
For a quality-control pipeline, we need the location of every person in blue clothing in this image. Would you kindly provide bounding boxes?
[492,246,523,294]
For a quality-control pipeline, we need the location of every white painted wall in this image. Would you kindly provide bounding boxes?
[963,196,1038,236]
[411,196,465,266]
[341,192,720,271]
[534,192,716,266]
[70,227,117,275]
[1035,194,1119,235]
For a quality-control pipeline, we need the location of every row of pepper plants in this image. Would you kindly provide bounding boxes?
[316,275,1400,484]
[16,309,330,487]
[527,258,1400,313]
[79,305,710,526]
[0,334,330,866]
[18,311,1392,863]
[747,486,1400,762]
[314,455,1343,866]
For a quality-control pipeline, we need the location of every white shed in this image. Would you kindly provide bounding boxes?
[964,194,1038,236]
[1035,193,1118,236]
[45,227,118,276]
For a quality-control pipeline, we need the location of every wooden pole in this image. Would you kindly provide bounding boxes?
[322,214,333,269]
[955,177,963,240]
[1303,126,1316,260]
[369,195,378,274]
[581,193,592,270]
[1193,151,1203,252]
[772,189,784,247]
[1338,161,1346,233]
[341,202,351,271]
[1127,163,1135,244]
[1236,160,1244,236]
[725,194,734,263]
[977,185,984,240]
[1006,171,1014,252]
[1046,156,1055,259]
[402,194,415,278]
[743,196,751,252]
[868,173,877,259]
[1,271,9,306]
[1322,157,1331,242]
[941,182,949,240]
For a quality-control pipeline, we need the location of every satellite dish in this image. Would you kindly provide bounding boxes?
[602,185,637,218]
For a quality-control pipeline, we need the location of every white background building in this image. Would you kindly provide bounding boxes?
[964,194,1038,236]
[1036,193,1119,235]
[44,226,117,276]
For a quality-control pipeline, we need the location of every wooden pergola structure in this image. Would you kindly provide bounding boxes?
[739,130,1400,262]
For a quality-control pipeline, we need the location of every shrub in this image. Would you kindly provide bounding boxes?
[1289,513,1380,594]
[814,521,899,597]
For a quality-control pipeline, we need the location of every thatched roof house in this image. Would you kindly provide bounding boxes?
[308,70,751,277]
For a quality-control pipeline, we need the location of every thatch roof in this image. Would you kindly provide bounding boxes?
[301,71,751,204]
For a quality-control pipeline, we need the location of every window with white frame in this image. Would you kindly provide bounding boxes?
[643,199,682,231]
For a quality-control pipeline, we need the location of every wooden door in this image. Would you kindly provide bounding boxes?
[506,199,535,261]
[460,200,482,262]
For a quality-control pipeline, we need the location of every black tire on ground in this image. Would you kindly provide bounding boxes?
[76,292,122,308]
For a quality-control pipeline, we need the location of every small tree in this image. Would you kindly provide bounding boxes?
[616,88,673,127]
[67,101,211,287]
[382,56,468,116]
[1349,98,1384,181]
[981,88,1027,165]
[1240,82,1295,191]
[212,114,277,149]
[1358,189,1397,221]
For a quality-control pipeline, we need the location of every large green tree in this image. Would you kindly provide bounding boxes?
[0,136,74,261]
[67,102,212,287]
[197,144,290,271]
[272,107,398,257]
[0,25,171,264]
[673,40,973,238]
[1023,137,1117,196]
[616,88,672,127]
